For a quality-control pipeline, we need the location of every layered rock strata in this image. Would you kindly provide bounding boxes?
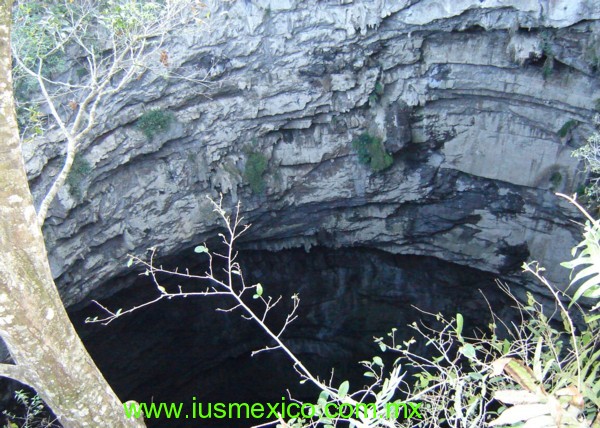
[21,0,600,305]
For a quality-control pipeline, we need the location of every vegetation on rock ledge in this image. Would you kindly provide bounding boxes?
[137,110,174,139]
[244,151,268,194]
[352,132,393,172]
[66,154,91,199]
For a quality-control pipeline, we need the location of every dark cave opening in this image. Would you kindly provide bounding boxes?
[0,246,519,428]
[64,246,516,427]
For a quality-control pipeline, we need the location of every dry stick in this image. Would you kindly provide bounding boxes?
[556,192,598,224]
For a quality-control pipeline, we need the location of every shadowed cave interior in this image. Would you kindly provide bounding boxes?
[62,245,516,427]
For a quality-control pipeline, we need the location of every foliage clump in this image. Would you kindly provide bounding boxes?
[368,81,385,106]
[244,151,268,194]
[16,105,45,140]
[550,171,562,189]
[137,110,173,139]
[558,119,578,138]
[11,1,71,139]
[540,31,555,80]
[585,34,600,73]
[572,115,600,207]
[352,132,393,172]
[66,155,92,198]
[542,55,554,80]
[2,389,57,428]
[12,1,70,98]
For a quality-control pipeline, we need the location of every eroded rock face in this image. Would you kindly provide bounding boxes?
[21,0,600,306]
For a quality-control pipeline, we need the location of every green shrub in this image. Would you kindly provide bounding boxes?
[584,35,600,73]
[561,201,600,304]
[2,389,56,428]
[558,119,578,138]
[368,93,378,106]
[368,81,385,106]
[16,104,45,139]
[66,154,92,198]
[352,132,393,172]
[75,67,88,78]
[12,2,69,90]
[136,109,173,139]
[244,151,268,194]
[572,115,600,207]
[542,55,554,80]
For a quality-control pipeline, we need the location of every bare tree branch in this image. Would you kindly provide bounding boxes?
[0,363,35,388]
[11,0,210,224]
[88,196,404,428]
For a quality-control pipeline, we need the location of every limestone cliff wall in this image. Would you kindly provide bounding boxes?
[22,0,600,305]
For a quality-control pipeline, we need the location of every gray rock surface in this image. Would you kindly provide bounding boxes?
[21,0,600,306]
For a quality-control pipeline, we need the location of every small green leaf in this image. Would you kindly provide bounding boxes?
[585,313,600,323]
[256,283,263,297]
[373,356,383,367]
[194,245,209,254]
[469,372,483,381]
[456,313,464,337]
[338,380,349,398]
[364,371,375,377]
[127,258,133,267]
[317,390,329,406]
[460,343,477,359]
[115,308,122,316]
